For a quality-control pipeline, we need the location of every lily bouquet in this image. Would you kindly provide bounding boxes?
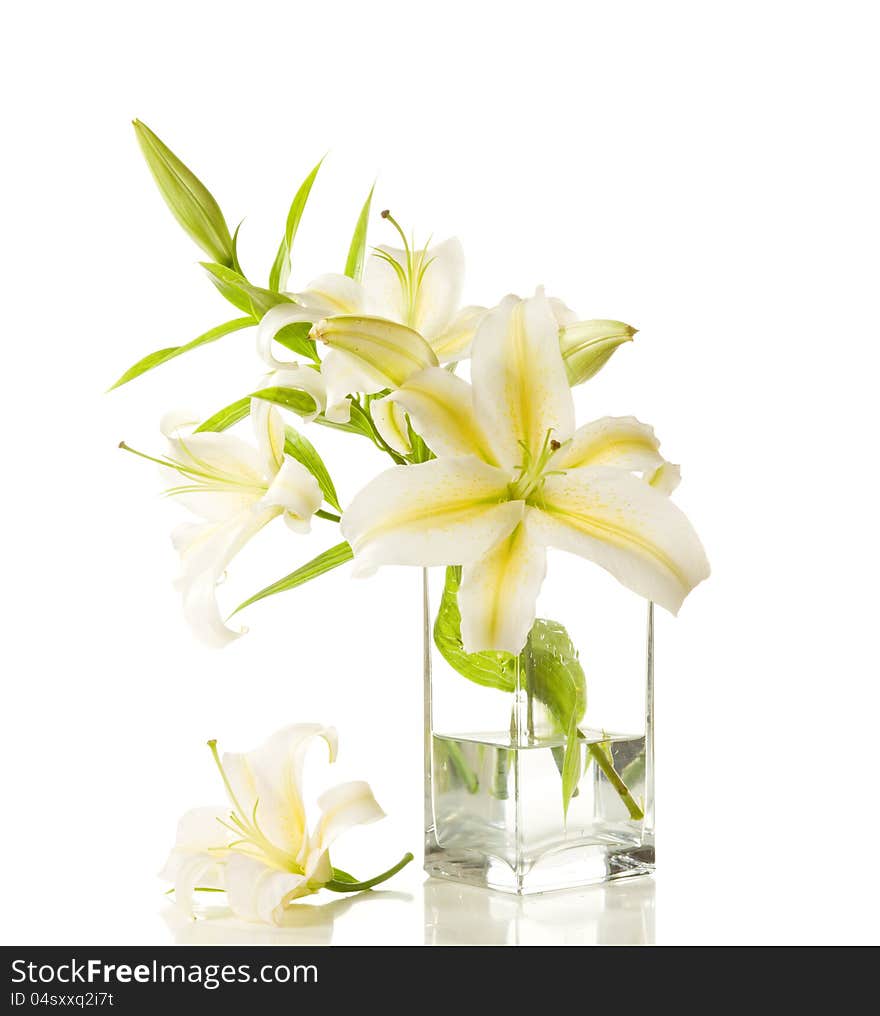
[117,122,709,898]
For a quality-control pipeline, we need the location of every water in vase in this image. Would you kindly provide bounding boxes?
[427,728,653,894]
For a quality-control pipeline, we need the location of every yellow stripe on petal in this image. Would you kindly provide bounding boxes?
[459,513,547,654]
[471,293,575,470]
[430,305,487,362]
[649,462,681,495]
[251,401,286,473]
[531,466,710,615]
[392,366,499,464]
[297,273,367,317]
[554,416,665,474]
[341,457,521,572]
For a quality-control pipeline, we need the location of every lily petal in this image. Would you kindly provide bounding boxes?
[172,507,279,647]
[530,466,710,614]
[296,273,367,317]
[159,807,229,903]
[160,414,267,516]
[225,854,312,925]
[341,456,522,574]
[251,401,286,475]
[311,315,438,389]
[262,458,322,532]
[371,397,413,455]
[649,462,682,494]
[430,304,488,362]
[554,416,667,475]
[222,724,338,859]
[471,292,575,470]
[391,367,498,464]
[257,366,327,423]
[459,516,547,654]
[256,304,316,370]
[318,349,380,423]
[159,806,230,918]
[159,808,229,922]
[167,854,225,919]
[302,780,385,887]
[162,805,232,860]
[547,295,579,327]
[364,237,464,340]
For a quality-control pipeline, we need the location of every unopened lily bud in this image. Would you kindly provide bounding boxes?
[558,320,636,386]
[310,315,438,387]
[133,120,234,267]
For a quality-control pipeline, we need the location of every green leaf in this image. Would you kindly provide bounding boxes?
[275,321,320,363]
[132,120,234,266]
[230,220,244,275]
[197,388,368,439]
[269,158,324,293]
[108,317,254,390]
[344,184,374,282]
[346,401,382,440]
[250,385,318,419]
[406,421,435,464]
[523,619,587,729]
[284,425,341,512]
[522,619,587,816]
[201,262,292,319]
[195,397,251,433]
[232,542,353,616]
[561,713,583,818]
[433,566,517,692]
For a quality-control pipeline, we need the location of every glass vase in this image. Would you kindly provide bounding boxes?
[423,556,654,894]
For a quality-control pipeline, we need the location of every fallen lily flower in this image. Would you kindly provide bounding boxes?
[160,724,413,925]
[341,290,710,654]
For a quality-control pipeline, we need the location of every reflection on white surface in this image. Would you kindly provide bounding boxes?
[424,876,655,945]
[162,890,413,945]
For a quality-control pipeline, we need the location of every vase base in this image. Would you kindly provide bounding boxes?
[424,842,654,896]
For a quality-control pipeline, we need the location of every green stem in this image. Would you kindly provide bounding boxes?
[446,741,479,793]
[324,852,414,893]
[492,747,510,800]
[523,648,536,743]
[587,741,644,820]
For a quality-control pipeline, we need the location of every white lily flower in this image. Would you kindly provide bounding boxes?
[341,291,709,655]
[255,216,487,424]
[124,404,323,647]
[160,725,398,925]
[363,222,487,362]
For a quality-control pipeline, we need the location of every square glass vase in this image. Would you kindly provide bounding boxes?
[423,559,655,895]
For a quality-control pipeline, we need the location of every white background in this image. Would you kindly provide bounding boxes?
[3,0,878,946]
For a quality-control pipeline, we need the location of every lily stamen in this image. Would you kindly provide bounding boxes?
[509,429,568,501]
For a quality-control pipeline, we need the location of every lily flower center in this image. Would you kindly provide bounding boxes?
[508,432,566,503]
[376,210,436,329]
[206,740,303,874]
[119,440,267,499]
